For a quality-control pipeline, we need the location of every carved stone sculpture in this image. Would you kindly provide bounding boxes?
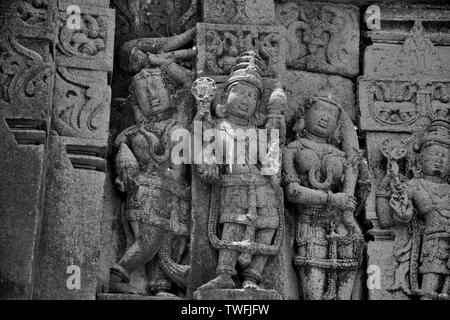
[193,51,286,298]
[376,118,450,300]
[106,41,194,297]
[283,91,366,300]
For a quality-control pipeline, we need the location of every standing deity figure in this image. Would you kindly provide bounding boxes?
[377,118,450,300]
[195,51,286,292]
[283,91,365,300]
[106,37,195,297]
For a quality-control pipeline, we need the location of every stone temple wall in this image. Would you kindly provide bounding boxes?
[1,0,449,300]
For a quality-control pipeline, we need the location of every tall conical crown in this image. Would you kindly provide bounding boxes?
[226,51,264,93]
[419,118,450,149]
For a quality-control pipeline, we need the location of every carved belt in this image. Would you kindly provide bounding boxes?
[299,206,335,225]
[220,173,268,187]
[294,233,364,270]
[138,175,191,201]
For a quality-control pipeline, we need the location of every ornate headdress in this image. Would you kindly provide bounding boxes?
[309,90,342,110]
[225,51,264,94]
[418,118,450,150]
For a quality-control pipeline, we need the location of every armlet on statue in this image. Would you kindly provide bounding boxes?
[282,173,303,187]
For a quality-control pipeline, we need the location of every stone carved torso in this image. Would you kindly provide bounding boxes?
[405,178,450,228]
[292,138,346,191]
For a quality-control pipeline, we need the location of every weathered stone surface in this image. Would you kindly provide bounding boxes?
[196,23,286,79]
[56,1,115,72]
[0,117,46,300]
[0,0,56,41]
[372,119,450,300]
[97,293,181,300]
[364,132,412,223]
[358,78,449,132]
[363,21,450,79]
[33,135,107,299]
[0,15,54,120]
[367,231,410,300]
[276,0,359,77]
[186,175,217,298]
[202,0,276,25]
[366,5,450,44]
[53,67,111,141]
[193,288,282,300]
[363,44,450,80]
[282,90,366,300]
[281,69,356,132]
[189,52,288,299]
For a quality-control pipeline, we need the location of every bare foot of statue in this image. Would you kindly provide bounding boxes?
[108,281,147,296]
[243,279,260,290]
[197,274,236,290]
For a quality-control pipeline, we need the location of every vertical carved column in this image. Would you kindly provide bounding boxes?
[32,0,115,299]
[359,6,450,300]
[0,0,56,300]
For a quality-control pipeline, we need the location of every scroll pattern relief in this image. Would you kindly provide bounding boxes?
[0,34,53,119]
[360,80,450,132]
[275,0,359,77]
[197,23,285,79]
[56,1,115,72]
[111,0,199,40]
[202,0,276,25]
[53,67,110,141]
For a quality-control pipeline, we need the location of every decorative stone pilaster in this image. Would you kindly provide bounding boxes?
[0,0,56,300]
[32,0,115,299]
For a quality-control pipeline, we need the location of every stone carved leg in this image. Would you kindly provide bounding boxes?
[117,225,164,271]
[198,223,246,290]
[300,267,326,300]
[148,258,173,297]
[109,223,165,295]
[242,228,276,288]
[421,273,445,299]
[337,270,358,300]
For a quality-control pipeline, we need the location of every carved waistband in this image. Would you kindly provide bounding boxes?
[139,175,191,201]
[220,173,268,187]
[299,206,335,223]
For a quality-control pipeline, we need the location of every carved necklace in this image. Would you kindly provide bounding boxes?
[299,138,345,190]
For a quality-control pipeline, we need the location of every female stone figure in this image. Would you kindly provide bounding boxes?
[106,50,193,297]
[283,91,364,300]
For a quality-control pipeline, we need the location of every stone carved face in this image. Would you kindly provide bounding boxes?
[304,100,340,139]
[131,70,171,120]
[226,83,259,120]
[421,144,450,178]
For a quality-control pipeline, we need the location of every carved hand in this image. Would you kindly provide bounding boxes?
[147,52,173,67]
[197,163,219,183]
[116,166,139,193]
[389,192,413,223]
[328,192,356,211]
